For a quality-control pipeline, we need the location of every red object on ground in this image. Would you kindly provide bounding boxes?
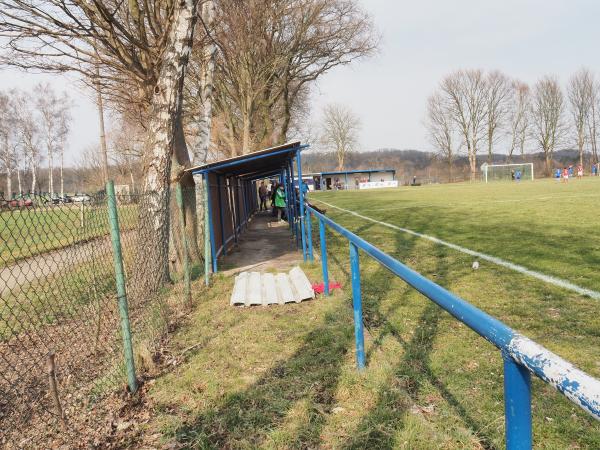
[312,281,342,294]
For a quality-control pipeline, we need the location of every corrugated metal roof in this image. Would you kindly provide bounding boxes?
[186,141,302,176]
[231,266,315,307]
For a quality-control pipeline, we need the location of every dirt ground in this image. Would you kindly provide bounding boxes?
[220,211,305,275]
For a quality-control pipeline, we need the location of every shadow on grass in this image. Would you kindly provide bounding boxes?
[344,225,498,449]
[171,303,354,448]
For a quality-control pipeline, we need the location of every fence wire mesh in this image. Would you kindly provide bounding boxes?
[0,187,204,447]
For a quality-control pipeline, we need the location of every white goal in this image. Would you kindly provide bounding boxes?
[481,163,534,183]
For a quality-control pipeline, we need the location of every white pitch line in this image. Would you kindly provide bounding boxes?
[317,199,600,300]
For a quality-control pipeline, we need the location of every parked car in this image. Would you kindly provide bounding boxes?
[7,197,33,208]
[71,193,90,202]
[51,195,73,205]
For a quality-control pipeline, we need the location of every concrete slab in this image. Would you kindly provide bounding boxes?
[220,211,301,275]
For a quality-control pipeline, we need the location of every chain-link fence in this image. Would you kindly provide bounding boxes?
[0,184,202,447]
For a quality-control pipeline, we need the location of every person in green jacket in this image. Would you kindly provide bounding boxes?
[274,184,287,222]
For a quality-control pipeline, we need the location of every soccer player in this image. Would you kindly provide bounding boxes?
[577,164,584,179]
[515,169,522,182]
[555,168,561,181]
[562,167,569,183]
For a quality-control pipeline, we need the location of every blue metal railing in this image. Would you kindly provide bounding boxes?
[303,204,600,449]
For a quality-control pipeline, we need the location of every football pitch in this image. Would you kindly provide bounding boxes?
[309,178,600,447]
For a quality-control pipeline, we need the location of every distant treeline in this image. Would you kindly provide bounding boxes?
[303,148,591,184]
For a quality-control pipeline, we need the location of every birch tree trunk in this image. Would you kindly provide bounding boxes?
[30,155,36,193]
[193,0,216,166]
[60,149,64,198]
[5,167,11,198]
[132,0,199,300]
[47,142,54,196]
[17,168,22,195]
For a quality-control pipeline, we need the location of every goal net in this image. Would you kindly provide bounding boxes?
[481,163,534,182]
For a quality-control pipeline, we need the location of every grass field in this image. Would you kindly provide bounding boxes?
[145,178,600,449]
[0,202,138,266]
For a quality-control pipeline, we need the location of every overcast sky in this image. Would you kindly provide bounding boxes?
[2,0,600,163]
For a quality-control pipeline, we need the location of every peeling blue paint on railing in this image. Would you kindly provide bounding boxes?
[305,204,600,449]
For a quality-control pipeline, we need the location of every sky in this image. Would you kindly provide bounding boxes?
[2,0,600,163]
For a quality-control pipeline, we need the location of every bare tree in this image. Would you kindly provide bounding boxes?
[426,93,461,181]
[531,76,566,175]
[587,77,600,166]
[210,0,377,156]
[440,69,488,180]
[0,0,202,292]
[485,70,511,162]
[0,92,13,197]
[508,81,531,162]
[321,104,361,171]
[11,91,41,193]
[110,119,145,194]
[568,68,593,167]
[34,84,71,197]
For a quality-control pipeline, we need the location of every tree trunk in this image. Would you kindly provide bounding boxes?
[5,167,11,198]
[131,0,199,302]
[48,143,54,196]
[170,116,202,273]
[468,145,477,181]
[17,168,22,196]
[241,107,252,155]
[30,159,36,193]
[193,0,216,166]
[60,150,64,198]
[544,152,552,176]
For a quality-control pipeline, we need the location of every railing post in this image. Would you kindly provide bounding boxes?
[106,180,137,393]
[296,152,307,262]
[306,208,314,262]
[503,355,532,450]
[319,218,329,296]
[175,183,192,307]
[217,175,227,256]
[349,241,366,370]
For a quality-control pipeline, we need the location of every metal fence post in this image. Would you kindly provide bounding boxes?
[176,184,192,307]
[503,355,532,450]
[319,218,329,296]
[306,208,314,262]
[349,241,366,370]
[106,180,137,393]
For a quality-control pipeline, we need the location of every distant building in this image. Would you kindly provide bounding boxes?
[295,169,396,191]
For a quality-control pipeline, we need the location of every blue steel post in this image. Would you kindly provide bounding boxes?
[241,181,248,230]
[229,178,238,243]
[306,208,314,261]
[290,160,300,243]
[284,166,292,231]
[217,175,226,256]
[296,151,307,261]
[349,242,366,369]
[503,356,532,450]
[205,174,217,274]
[290,164,297,233]
[319,219,329,295]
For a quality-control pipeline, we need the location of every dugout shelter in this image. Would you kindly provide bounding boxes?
[186,141,309,275]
